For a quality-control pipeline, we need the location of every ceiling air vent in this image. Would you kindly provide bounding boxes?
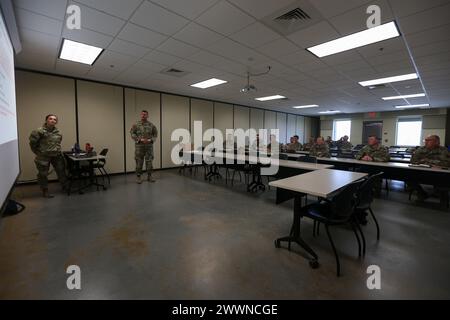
[275,8,311,21]
[261,0,323,36]
[160,67,190,78]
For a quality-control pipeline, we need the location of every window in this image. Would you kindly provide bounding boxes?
[396,118,422,146]
[333,120,351,141]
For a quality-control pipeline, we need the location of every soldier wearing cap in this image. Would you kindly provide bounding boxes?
[130,110,158,184]
[29,114,68,198]
[310,136,330,158]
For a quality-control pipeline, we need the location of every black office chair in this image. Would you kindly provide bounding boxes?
[355,172,384,255]
[298,181,363,276]
[93,148,110,186]
[297,155,317,164]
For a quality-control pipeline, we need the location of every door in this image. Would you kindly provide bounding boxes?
[362,121,383,143]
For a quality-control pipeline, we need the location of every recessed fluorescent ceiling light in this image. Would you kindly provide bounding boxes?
[319,110,341,114]
[293,105,319,109]
[307,21,400,58]
[59,39,103,65]
[395,104,429,109]
[382,93,426,100]
[255,95,286,101]
[190,78,227,89]
[359,73,418,87]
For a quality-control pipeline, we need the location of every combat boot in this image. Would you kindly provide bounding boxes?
[136,175,142,184]
[147,174,156,183]
[42,188,54,198]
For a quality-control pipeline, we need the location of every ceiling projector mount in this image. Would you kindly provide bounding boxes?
[240,66,272,93]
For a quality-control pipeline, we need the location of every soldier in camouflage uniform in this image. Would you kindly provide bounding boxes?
[355,135,390,162]
[285,135,302,152]
[302,136,315,151]
[29,114,68,198]
[130,110,158,184]
[310,137,331,158]
[337,135,353,150]
[409,135,450,201]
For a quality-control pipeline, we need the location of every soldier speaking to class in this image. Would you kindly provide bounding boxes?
[130,110,158,184]
[29,114,68,198]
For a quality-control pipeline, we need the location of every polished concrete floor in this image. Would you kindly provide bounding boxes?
[1,169,450,299]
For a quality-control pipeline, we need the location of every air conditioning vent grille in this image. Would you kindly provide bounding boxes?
[275,8,311,21]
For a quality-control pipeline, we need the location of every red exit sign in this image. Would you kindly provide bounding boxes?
[368,112,378,118]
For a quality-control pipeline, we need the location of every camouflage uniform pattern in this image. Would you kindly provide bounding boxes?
[29,125,67,190]
[301,142,312,151]
[286,142,302,152]
[337,141,353,150]
[411,146,450,167]
[130,120,158,176]
[355,144,390,162]
[310,143,330,158]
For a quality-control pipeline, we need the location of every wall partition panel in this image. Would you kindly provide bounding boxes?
[264,111,277,143]
[304,116,312,144]
[287,114,296,142]
[250,108,264,131]
[161,94,189,168]
[276,113,287,144]
[16,71,77,181]
[234,105,250,131]
[296,116,305,143]
[125,88,161,172]
[77,81,124,174]
[214,102,233,143]
[191,99,213,146]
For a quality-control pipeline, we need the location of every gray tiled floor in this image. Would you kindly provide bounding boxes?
[1,170,449,299]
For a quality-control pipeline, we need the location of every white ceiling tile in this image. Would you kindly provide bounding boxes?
[405,24,450,48]
[410,40,450,58]
[227,0,299,20]
[149,0,220,20]
[94,50,139,72]
[156,39,201,58]
[229,22,281,48]
[389,0,450,18]
[73,0,143,19]
[15,8,63,37]
[62,26,113,48]
[55,59,92,76]
[117,23,168,49]
[398,3,450,35]
[67,1,126,37]
[196,1,255,36]
[17,27,60,56]
[173,23,223,48]
[329,0,394,35]
[207,38,269,65]
[311,0,372,18]
[287,21,339,48]
[364,50,410,66]
[131,1,189,36]
[256,38,299,58]
[356,37,407,59]
[186,50,227,67]
[86,66,121,81]
[108,39,151,58]
[128,59,167,73]
[143,50,182,66]
[14,0,67,20]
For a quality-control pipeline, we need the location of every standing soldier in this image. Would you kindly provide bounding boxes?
[409,135,449,202]
[130,110,158,184]
[310,136,331,158]
[356,135,390,162]
[29,114,68,198]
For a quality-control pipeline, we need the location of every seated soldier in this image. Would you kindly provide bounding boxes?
[285,135,302,153]
[302,136,315,151]
[337,135,353,150]
[356,135,390,162]
[310,136,330,158]
[409,135,450,202]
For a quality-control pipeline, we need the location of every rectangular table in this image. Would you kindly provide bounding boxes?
[269,169,368,266]
[65,154,107,195]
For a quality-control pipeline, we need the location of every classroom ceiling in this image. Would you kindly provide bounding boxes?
[11,0,450,116]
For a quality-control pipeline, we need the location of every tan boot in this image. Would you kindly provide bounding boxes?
[136,175,142,184]
[147,174,156,183]
[42,188,54,198]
